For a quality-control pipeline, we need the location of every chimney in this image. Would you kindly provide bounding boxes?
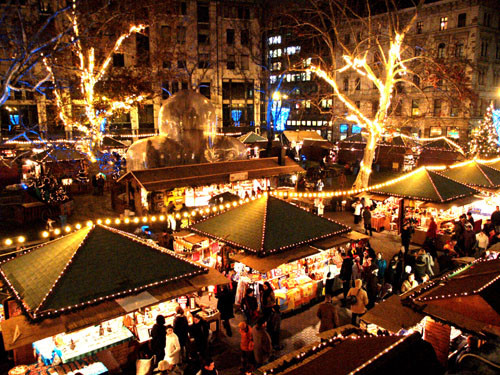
[278,147,286,166]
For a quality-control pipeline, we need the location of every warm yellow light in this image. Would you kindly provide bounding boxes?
[115,219,121,224]
[159,215,165,221]
[97,219,102,224]
[225,203,231,208]
[5,238,13,246]
[65,226,71,232]
[86,220,93,227]
[17,236,25,243]
[105,219,111,225]
[232,201,238,206]
[54,228,61,235]
[150,216,156,222]
[212,207,218,212]
[183,212,188,217]
[205,208,210,214]
[219,205,224,210]
[124,218,130,224]
[133,217,140,223]
[191,210,196,216]
[175,213,181,219]
[75,223,82,229]
[142,217,148,223]
[42,231,49,238]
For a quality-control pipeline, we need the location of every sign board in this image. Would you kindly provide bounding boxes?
[230,172,248,182]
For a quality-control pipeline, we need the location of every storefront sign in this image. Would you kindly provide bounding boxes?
[230,172,248,182]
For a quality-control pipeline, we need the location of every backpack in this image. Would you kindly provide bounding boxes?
[345,289,360,306]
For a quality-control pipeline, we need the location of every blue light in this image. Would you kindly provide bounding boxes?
[339,124,348,133]
[272,107,290,132]
[231,109,242,126]
[493,109,500,145]
[352,125,362,134]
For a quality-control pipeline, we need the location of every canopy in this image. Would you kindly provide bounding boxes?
[190,195,350,257]
[369,167,478,202]
[238,132,267,144]
[117,157,304,192]
[439,161,500,189]
[422,137,464,154]
[282,130,325,143]
[101,136,128,148]
[30,148,87,163]
[406,259,500,336]
[0,225,208,319]
[258,331,440,375]
[208,191,240,205]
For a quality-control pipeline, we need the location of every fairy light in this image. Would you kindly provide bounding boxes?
[64,226,71,233]
[42,231,49,238]
[17,236,25,244]
[43,2,146,160]
[75,223,82,229]
[54,229,61,235]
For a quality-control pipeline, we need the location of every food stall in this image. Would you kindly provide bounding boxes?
[0,224,228,373]
[189,194,353,313]
[368,167,479,245]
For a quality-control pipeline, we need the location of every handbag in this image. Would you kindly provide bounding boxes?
[345,289,360,306]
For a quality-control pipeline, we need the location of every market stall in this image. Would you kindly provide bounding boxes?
[368,167,479,245]
[116,157,304,215]
[0,224,228,373]
[363,258,500,368]
[257,327,440,375]
[438,160,500,193]
[416,138,465,167]
[189,194,352,313]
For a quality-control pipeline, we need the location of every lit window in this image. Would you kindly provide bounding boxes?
[312,121,317,126]
[268,35,282,45]
[286,46,301,55]
[305,100,311,108]
[307,121,311,126]
[412,100,420,116]
[430,126,442,136]
[437,43,446,58]
[303,58,312,67]
[439,17,448,31]
[416,21,423,34]
[270,75,277,84]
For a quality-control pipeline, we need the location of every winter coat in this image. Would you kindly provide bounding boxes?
[317,302,340,332]
[173,314,189,347]
[362,209,372,224]
[239,326,253,352]
[347,287,369,314]
[216,288,235,320]
[252,325,272,365]
[150,323,166,359]
[164,333,181,365]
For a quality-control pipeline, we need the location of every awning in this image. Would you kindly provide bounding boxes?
[230,245,319,273]
[312,236,351,250]
[362,295,425,333]
[1,268,228,350]
[420,195,481,210]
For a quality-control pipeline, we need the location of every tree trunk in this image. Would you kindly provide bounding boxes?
[353,131,380,189]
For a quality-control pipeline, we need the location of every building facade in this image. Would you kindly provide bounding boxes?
[0,0,263,141]
[265,0,500,143]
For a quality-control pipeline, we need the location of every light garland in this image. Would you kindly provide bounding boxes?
[189,195,350,256]
[43,0,146,161]
[2,156,497,247]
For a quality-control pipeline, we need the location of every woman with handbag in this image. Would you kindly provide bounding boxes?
[347,279,369,326]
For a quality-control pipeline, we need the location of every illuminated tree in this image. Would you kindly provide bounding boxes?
[469,103,499,159]
[43,1,147,160]
[284,0,423,188]
[0,0,72,106]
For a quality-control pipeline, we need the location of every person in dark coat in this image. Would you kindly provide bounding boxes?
[491,206,500,233]
[173,306,189,362]
[362,206,373,236]
[340,253,353,300]
[401,216,413,254]
[267,305,282,350]
[317,293,340,333]
[241,288,258,325]
[260,282,275,321]
[216,285,235,337]
[190,314,210,358]
[150,315,166,365]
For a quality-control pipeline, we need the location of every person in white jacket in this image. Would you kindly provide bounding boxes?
[164,325,181,366]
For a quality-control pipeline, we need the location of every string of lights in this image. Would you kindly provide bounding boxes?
[3,157,500,247]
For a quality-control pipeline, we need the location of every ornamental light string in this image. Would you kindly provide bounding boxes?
[43,0,146,161]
